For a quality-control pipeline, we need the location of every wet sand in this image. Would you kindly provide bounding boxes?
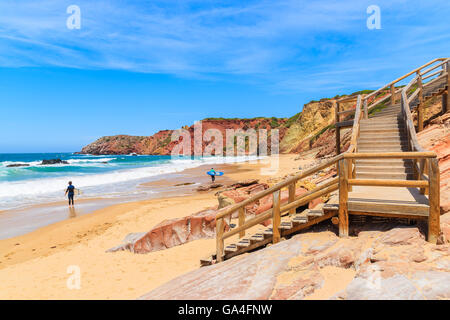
[0,154,314,299]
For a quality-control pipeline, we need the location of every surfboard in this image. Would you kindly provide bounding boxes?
[207,171,224,176]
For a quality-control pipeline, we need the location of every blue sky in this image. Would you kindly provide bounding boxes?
[0,0,449,152]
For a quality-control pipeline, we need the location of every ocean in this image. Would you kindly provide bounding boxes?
[0,152,258,211]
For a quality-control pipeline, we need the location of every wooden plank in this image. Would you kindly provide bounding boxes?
[348,179,428,188]
[338,159,349,237]
[272,190,281,244]
[345,152,436,159]
[349,211,428,220]
[238,207,245,238]
[216,218,224,262]
[428,158,440,244]
[288,182,296,215]
[348,198,429,216]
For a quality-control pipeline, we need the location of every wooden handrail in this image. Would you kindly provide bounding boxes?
[365,58,448,100]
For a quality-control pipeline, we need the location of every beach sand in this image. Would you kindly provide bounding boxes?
[0,154,317,299]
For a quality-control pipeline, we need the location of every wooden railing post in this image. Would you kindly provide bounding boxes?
[335,101,341,155]
[272,190,281,244]
[288,182,296,215]
[338,159,349,237]
[417,73,424,132]
[363,98,368,119]
[216,217,224,262]
[428,158,440,244]
[390,84,396,105]
[238,207,245,238]
[419,158,426,194]
[347,158,353,192]
[444,61,450,114]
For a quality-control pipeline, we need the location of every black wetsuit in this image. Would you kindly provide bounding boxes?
[67,185,75,205]
[210,170,216,182]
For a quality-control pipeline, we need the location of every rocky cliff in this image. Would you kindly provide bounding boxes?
[79,92,367,155]
[80,118,288,155]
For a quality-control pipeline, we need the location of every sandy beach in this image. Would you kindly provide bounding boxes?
[0,154,314,299]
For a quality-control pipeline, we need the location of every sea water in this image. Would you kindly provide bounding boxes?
[0,153,259,211]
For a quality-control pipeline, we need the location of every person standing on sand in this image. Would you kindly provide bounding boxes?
[210,168,216,183]
[65,181,75,206]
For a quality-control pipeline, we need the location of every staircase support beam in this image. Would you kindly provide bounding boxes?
[428,158,440,244]
[272,190,281,244]
[338,160,349,237]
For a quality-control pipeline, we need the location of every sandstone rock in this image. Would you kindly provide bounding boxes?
[139,235,305,300]
[107,208,228,254]
[217,194,234,209]
[141,223,450,300]
[197,183,223,191]
[228,179,259,188]
[341,271,450,300]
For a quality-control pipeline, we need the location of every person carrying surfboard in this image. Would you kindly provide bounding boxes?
[210,168,216,182]
[65,181,76,206]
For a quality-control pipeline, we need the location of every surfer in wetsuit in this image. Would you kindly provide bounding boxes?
[65,181,75,206]
[210,168,216,182]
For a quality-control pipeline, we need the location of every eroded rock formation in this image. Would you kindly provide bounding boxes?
[140,219,450,300]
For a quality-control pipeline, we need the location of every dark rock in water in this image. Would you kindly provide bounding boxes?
[6,163,30,168]
[40,159,69,165]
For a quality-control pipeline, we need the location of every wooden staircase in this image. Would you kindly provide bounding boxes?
[201,196,339,266]
[356,103,413,180]
[201,58,448,267]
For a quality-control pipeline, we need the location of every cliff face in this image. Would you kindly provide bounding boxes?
[80,118,288,155]
[79,94,361,156]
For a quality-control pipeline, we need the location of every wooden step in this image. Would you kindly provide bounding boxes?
[236,238,251,249]
[348,198,429,218]
[224,244,238,254]
[356,172,413,179]
[292,215,308,226]
[360,128,402,134]
[358,138,408,144]
[355,159,413,167]
[355,165,412,173]
[200,255,215,266]
[249,233,265,244]
[358,142,408,149]
[358,148,409,153]
[306,209,324,219]
[263,228,273,238]
[279,221,293,230]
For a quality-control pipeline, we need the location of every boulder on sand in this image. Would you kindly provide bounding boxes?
[107,208,229,254]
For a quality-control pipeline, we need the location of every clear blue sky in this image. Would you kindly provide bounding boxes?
[0,0,449,152]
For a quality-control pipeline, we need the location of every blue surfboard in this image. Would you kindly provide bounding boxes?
[207,171,224,176]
